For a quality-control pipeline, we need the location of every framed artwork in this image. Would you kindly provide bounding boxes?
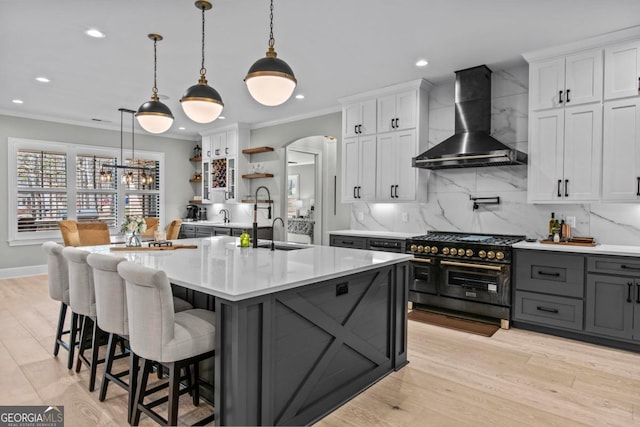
[288,174,299,198]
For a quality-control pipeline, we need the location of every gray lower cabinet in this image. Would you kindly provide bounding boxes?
[585,255,640,342]
[329,234,368,249]
[180,224,273,240]
[513,249,585,331]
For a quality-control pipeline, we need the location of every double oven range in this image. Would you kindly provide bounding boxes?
[406,231,525,327]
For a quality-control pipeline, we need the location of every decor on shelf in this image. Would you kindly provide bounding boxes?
[180,1,224,123]
[136,34,173,134]
[244,0,296,106]
[121,215,147,247]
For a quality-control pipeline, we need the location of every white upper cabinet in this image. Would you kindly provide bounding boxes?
[338,79,431,203]
[377,90,417,133]
[209,129,237,159]
[604,40,640,100]
[602,98,640,201]
[529,49,603,111]
[528,104,602,203]
[343,99,377,138]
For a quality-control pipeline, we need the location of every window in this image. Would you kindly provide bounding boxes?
[8,138,164,245]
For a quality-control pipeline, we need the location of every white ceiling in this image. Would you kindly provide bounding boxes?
[2,0,639,141]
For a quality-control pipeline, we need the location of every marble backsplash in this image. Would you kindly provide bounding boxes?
[349,64,640,246]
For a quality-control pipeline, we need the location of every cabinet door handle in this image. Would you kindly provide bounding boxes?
[628,282,633,303]
[225,147,229,154]
[638,77,640,92]
[564,179,569,197]
[358,124,363,134]
[558,90,564,104]
[390,185,394,198]
[636,177,640,196]
[341,240,354,245]
[357,186,361,199]
[566,89,571,103]
[537,271,560,277]
[636,283,640,304]
[557,179,562,197]
[354,125,358,134]
[620,264,640,271]
[396,118,400,128]
[536,306,559,314]
[353,186,357,199]
[394,184,399,198]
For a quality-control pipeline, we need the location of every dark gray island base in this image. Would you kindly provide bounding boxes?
[214,262,410,426]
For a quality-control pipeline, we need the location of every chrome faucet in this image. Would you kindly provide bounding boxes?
[219,208,230,223]
[270,217,285,251]
[253,186,272,248]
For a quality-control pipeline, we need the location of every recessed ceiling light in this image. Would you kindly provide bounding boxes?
[35,77,50,83]
[218,116,226,120]
[179,127,186,130]
[12,99,24,104]
[295,94,305,99]
[85,28,106,38]
[415,59,429,67]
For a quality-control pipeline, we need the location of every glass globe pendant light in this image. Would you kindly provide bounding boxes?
[244,0,297,106]
[180,1,224,123]
[136,34,174,134]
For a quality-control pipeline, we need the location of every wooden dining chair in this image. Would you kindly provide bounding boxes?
[77,222,111,246]
[142,218,159,238]
[58,220,81,246]
[165,219,183,240]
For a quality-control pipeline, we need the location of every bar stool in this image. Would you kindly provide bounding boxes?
[62,246,107,392]
[42,241,81,369]
[118,261,215,426]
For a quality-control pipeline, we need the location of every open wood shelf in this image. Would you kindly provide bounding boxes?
[241,173,274,179]
[189,178,202,183]
[188,200,203,204]
[241,199,273,204]
[189,156,202,162]
[242,146,273,155]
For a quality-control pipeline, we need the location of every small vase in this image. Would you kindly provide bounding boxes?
[127,231,142,247]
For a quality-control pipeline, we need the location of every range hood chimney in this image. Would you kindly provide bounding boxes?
[412,65,527,170]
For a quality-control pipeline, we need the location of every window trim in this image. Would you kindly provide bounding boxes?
[8,137,165,246]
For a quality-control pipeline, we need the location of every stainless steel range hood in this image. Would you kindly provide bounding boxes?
[412,65,527,170]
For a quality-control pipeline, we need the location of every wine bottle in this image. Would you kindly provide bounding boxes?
[548,212,556,239]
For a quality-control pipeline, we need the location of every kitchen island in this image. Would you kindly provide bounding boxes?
[87,236,412,426]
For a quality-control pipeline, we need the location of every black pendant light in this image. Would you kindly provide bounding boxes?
[244,0,297,106]
[180,1,224,123]
[136,34,174,134]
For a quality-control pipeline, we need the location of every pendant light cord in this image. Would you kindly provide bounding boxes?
[152,37,158,95]
[268,0,274,48]
[120,109,124,163]
[200,5,207,76]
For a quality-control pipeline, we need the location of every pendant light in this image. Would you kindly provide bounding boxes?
[180,1,224,123]
[244,0,297,106]
[136,34,173,134]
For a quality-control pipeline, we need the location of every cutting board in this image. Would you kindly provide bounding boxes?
[538,239,596,247]
[110,244,198,252]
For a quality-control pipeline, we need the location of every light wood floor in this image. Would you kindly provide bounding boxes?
[1,275,639,426]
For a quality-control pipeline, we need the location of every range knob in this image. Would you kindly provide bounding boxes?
[431,246,438,254]
[450,248,458,256]
[478,250,487,258]
[466,249,474,257]
[487,251,496,259]
[410,244,417,252]
[456,248,464,256]
[496,251,505,260]
[442,247,450,255]
[417,245,424,253]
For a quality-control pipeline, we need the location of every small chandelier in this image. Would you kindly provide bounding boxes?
[180,1,224,123]
[244,0,297,106]
[136,34,174,134]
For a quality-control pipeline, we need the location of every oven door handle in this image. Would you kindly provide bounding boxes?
[440,260,503,272]
[411,257,433,264]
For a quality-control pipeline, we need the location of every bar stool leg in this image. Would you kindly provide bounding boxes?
[99,333,117,401]
[192,362,200,406]
[167,362,179,427]
[75,316,90,373]
[68,312,81,370]
[53,303,67,356]
[132,358,150,426]
[88,321,101,392]
[128,351,139,425]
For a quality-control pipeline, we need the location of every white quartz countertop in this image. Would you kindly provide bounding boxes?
[86,237,412,301]
[330,229,417,239]
[513,241,640,257]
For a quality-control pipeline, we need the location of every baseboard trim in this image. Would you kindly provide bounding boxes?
[0,264,47,279]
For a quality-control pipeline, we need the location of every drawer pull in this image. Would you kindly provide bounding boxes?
[536,306,559,314]
[628,282,633,303]
[341,240,354,245]
[620,264,640,271]
[537,270,560,277]
[411,258,433,264]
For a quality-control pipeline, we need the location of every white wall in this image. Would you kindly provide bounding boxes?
[0,115,194,272]
[349,64,640,245]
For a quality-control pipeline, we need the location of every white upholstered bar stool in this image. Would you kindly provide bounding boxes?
[118,261,215,426]
[42,241,81,370]
[62,246,107,392]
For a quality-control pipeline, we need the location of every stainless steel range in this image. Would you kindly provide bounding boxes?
[407,231,525,327]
